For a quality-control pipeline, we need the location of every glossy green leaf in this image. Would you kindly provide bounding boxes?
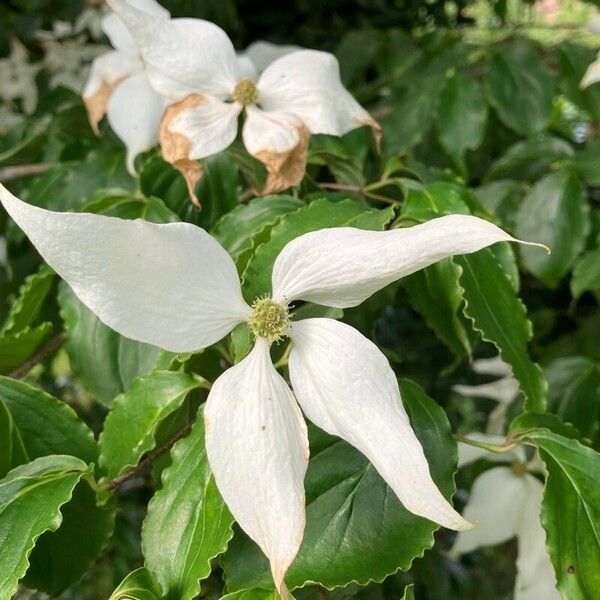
[141,413,234,600]
[0,455,90,598]
[403,583,416,600]
[109,568,161,600]
[99,371,203,480]
[455,249,546,412]
[223,379,459,591]
[58,283,174,405]
[403,258,471,357]
[0,323,53,374]
[83,192,180,223]
[437,72,487,163]
[1,265,54,334]
[516,170,589,288]
[485,40,554,135]
[512,420,600,599]
[221,590,282,600]
[212,195,303,260]
[484,137,573,183]
[571,245,600,299]
[545,357,600,439]
[0,376,97,477]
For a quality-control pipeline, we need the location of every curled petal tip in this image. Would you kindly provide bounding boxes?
[519,239,551,254]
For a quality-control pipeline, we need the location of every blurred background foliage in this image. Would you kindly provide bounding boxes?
[1,0,600,598]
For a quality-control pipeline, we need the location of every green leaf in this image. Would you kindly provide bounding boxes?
[455,249,546,412]
[516,170,589,288]
[221,590,282,600]
[58,283,174,405]
[141,413,234,600]
[0,323,53,375]
[139,153,241,230]
[1,265,55,334]
[545,357,600,439]
[437,72,487,164]
[212,195,303,260]
[0,376,97,477]
[23,478,115,595]
[570,138,600,186]
[512,423,600,598]
[0,455,89,598]
[109,568,161,600]
[403,258,472,358]
[83,192,180,224]
[571,245,600,299]
[485,40,554,136]
[223,379,459,591]
[484,136,573,183]
[242,198,376,302]
[99,371,204,480]
[403,583,416,600]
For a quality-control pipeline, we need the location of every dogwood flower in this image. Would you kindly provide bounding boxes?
[451,434,559,600]
[237,40,302,79]
[0,184,547,596]
[453,356,519,434]
[83,0,170,173]
[108,0,380,203]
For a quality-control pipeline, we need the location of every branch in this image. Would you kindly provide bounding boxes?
[0,163,52,183]
[9,332,66,379]
[106,422,193,491]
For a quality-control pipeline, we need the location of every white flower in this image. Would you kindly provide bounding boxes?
[237,40,303,78]
[453,356,519,434]
[108,0,380,202]
[451,434,559,600]
[82,0,170,173]
[0,38,41,115]
[0,185,548,596]
[581,50,600,88]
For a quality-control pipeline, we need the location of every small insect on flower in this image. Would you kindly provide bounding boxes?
[0,185,547,598]
[83,0,169,173]
[107,0,381,206]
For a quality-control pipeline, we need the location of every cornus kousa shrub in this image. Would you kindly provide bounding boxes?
[1,1,600,600]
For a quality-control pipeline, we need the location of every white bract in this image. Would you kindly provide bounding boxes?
[453,356,519,434]
[581,50,600,88]
[108,0,380,201]
[83,0,170,173]
[0,184,546,596]
[451,434,559,600]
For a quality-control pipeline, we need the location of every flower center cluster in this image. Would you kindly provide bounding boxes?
[233,78,259,105]
[248,297,290,342]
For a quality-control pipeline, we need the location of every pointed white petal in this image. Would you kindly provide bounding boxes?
[161,94,241,161]
[581,52,600,88]
[82,50,143,133]
[240,40,302,74]
[0,185,250,352]
[288,317,471,531]
[108,0,239,100]
[102,0,169,53]
[242,105,309,193]
[107,71,167,173]
[205,338,309,594]
[514,475,559,599]
[258,50,377,137]
[451,467,529,556]
[272,215,543,307]
[472,355,512,377]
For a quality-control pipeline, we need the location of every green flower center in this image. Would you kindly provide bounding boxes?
[233,78,259,106]
[248,297,290,342]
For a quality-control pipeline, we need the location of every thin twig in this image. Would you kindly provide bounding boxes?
[9,332,66,379]
[0,163,52,183]
[106,422,193,491]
